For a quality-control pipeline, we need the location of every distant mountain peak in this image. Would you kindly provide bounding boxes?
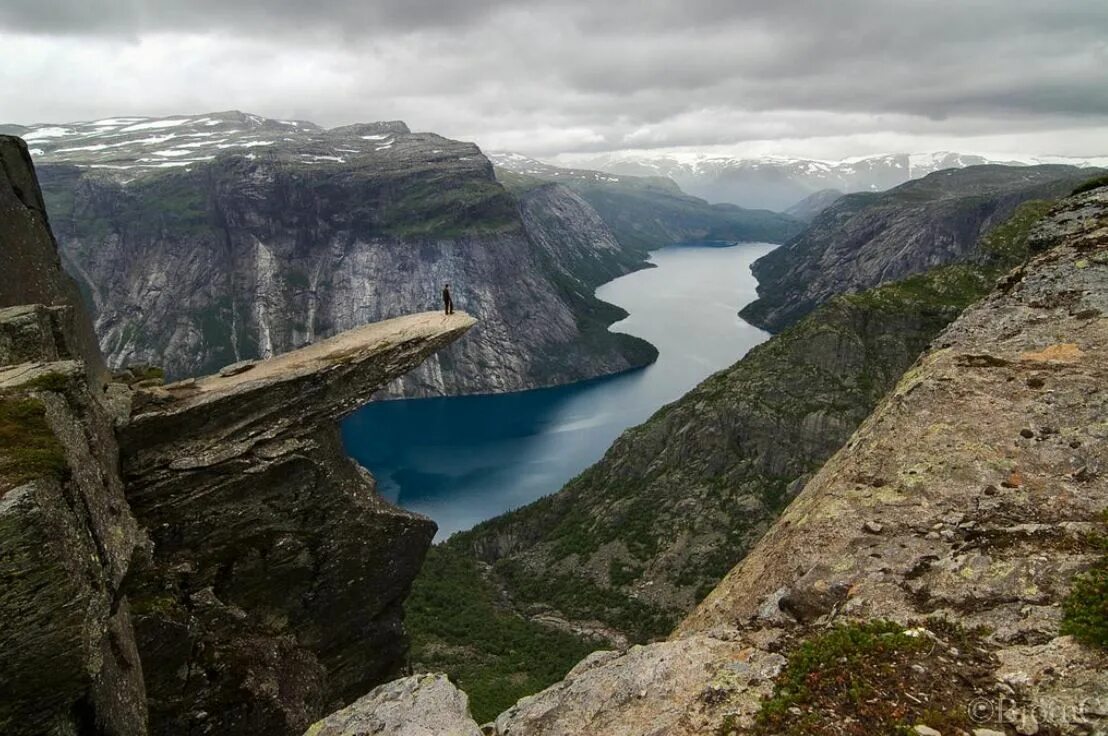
[9,112,424,175]
[561,150,1107,210]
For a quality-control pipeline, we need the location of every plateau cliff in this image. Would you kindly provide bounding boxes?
[0,134,475,736]
[742,164,1101,332]
[26,112,661,395]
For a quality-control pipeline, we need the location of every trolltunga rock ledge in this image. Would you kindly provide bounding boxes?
[113,311,477,735]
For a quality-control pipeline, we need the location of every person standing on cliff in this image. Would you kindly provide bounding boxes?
[443,283,454,315]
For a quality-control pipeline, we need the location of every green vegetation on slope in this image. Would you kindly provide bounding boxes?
[1072,174,1108,196]
[740,620,995,736]
[406,546,596,723]
[375,174,520,238]
[1061,511,1108,649]
[0,392,67,496]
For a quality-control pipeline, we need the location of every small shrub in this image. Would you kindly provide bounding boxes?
[746,620,996,736]
[1072,174,1108,196]
[1061,511,1108,649]
[22,371,71,392]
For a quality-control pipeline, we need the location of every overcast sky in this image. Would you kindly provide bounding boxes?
[1,0,1106,160]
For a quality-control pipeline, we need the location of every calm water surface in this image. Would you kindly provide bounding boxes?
[342,242,775,539]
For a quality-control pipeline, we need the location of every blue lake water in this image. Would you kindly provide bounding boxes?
[341,242,776,540]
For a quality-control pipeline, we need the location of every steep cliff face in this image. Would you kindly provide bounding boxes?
[118,313,475,735]
[478,185,1107,735]
[742,164,1100,332]
[1,307,147,736]
[33,112,655,395]
[404,196,1058,722]
[395,180,1101,727]
[1,134,144,735]
[0,135,478,736]
[0,135,106,383]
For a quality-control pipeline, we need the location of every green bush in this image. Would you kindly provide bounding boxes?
[406,546,597,723]
[1061,512,1108,649]
[1072,174,1108,196]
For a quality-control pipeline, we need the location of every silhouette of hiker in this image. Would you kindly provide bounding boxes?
[443,283,454,315]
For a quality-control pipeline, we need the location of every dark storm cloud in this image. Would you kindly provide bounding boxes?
[0,0,511,35]
[1,0,1106,157]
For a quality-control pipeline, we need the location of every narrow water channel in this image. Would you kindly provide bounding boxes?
[342,242,775,540]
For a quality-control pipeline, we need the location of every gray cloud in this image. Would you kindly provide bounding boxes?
[1,0,1106,159]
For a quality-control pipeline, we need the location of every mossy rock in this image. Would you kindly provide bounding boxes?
[0,395,68,496]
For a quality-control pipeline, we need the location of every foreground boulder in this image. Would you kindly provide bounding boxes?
[303,674,482,736]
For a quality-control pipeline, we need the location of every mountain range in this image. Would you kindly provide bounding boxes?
[554,150,1108,210]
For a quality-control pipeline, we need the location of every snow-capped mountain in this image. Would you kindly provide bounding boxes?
[5,111,416,174]
[487,151,668,187]
[564,151,1107,210]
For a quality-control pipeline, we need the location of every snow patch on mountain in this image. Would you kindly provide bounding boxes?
[8,111,438,178]
[555,149,1105,210]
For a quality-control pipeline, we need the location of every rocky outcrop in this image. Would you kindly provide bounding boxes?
[484,185,1108,735]
[0,307,146,736]
[302,674,482,736]
[491,636,785,736]
[1,137,479,735]
[32,112,655,395]
[742,164,1100,332]
[0,135,105,383]
[1,134,143,735]
[117,313,475,735]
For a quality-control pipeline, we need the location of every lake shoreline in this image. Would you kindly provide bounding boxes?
[343,241,776,539]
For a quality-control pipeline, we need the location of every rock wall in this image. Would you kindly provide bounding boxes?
[0,136,105,382]
[118,314,474,735]
[0,307,146,736]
